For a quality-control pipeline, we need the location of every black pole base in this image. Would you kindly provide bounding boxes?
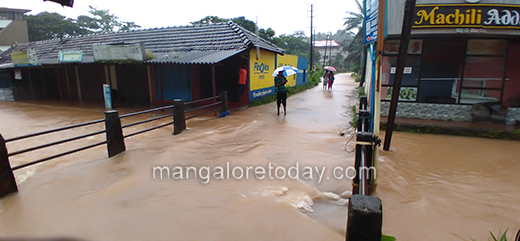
[346,194,382,241]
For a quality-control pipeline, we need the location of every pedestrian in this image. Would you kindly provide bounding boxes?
[238,63,248,107]
[274,70,288,115]
[323,70,329,90]
[328,71,335,90]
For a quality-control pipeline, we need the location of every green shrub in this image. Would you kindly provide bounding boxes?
[250,73,321,107]
[382,234,396,241]
[349,105,358,128]
[472,229,512,241]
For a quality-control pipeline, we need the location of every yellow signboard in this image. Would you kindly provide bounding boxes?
[10,48,39,66]
[249,49,275,91]
[276,54,299,87]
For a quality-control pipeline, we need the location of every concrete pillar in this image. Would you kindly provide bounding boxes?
[346,194,382,241]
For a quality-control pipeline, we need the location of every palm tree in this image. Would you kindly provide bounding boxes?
[343,0,365,33]
[343,0,366,81]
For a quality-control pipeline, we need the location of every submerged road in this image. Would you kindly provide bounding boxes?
[1,73,520,240]
[0,73,359,240]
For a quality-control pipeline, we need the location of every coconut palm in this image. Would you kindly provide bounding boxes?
[343,0,366,76]
[343,0,365,33]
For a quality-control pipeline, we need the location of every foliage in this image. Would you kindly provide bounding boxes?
[344,27,365,72]
[276,35,309,57]
[25,12,91,41]
[349,105,358,128]
[343,0,366,74]
[259,28,277,43]
[330,52,347,71]
[344,0,365,33]
[382,234,397,241]
[77,6,140,33]
[472,229,513,241]
[190,15,278,44]
[190,16,229,25]
[231,17,257,33]
[356,86,365,98]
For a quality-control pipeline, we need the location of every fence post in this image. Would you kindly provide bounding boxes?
[173,99,186,135]
[360,96,368,111]
[220,91,229,113]
[104,110,126,157]
[358,110,371,132]
[0,134,18,198]
[346,194,383,241]
[352,132,373,195]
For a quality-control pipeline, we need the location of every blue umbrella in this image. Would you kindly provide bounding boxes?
[272,66,299,77]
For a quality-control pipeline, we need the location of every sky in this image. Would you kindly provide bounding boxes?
[3,0,360,37]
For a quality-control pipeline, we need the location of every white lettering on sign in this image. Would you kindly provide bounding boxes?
[390,67,413,74]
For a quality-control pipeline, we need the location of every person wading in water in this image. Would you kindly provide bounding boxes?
[274,70,288,115]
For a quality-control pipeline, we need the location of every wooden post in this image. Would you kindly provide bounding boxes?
[39,69,48,99]
[383,0,417,151]
[147,65,154,107]
[74,66,83,105]
[211,65,217,101]
[173,99,186,135]
[104,110,126,157]
[55,68,63,102]
[0,134,18,198]
[220,91,229,115]
[371,0,387,195]
[27,69,35,100]
[158,65,164,106]
[65,67,72,106]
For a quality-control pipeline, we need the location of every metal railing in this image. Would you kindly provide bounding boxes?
[0,91,229,199]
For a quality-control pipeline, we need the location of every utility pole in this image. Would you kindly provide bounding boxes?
[309,4,314,72]
[383,0,417,150]
[323,34,328,68]
[328,33,333,66]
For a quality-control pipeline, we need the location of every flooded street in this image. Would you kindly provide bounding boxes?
[1,74,520,240]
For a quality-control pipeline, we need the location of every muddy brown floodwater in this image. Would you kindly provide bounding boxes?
[1,74,519,240]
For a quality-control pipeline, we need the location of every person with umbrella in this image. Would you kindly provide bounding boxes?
[274,70,288,115]
[272,66,297,115]
[324,66,336,90]
[327,71,335,90]
[322,70,329,90]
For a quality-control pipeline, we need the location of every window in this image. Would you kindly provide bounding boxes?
[459,40,507,104]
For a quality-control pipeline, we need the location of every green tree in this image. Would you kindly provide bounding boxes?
[230,17,256,33]
[258,28,276,43]
[343,0,366,72]
[190,16,229,25]
[344,0,365,33]
[191,16,278,44]
[25,12,91,41]
[77,6,140,33]
[276,34,308,56]
[330,52,346,71]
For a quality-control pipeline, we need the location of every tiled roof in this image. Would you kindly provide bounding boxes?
[0,21,284,66]
[148,49,245,65]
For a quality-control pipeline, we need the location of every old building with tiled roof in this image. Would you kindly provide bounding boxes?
[0,21,297,105]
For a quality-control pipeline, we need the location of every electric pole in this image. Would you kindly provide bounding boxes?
[309,4,314,72]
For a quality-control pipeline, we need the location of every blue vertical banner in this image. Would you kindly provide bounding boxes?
[365,0,379,44]
[103,84,112,110]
